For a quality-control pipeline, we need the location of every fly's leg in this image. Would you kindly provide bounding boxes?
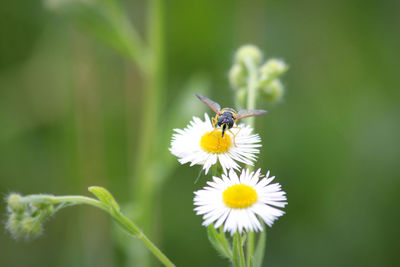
[212,115,219,128]
[228,126,242,147]
[209,115,220,135]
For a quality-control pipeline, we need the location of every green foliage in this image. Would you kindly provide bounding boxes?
[207,225,232,260]
[45,0,146,66]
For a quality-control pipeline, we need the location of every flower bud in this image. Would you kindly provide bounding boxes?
[7,194,26,214]
[259,59,288,84]
[261,79,284,103]
[229,64,247,90]
[21,217,43,238]
[33,202,54,217]
[6,213,24,239]
[235,45,263,66]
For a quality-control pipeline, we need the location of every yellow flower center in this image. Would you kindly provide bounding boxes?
[223,184,258,209]
[200,130,232,153]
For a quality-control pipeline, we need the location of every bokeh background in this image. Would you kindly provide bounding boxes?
[1,0,400,266]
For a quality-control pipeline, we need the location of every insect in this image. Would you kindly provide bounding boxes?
[196,94,267,144]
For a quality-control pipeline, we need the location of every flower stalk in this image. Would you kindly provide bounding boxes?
[243,48,260,267]
[233,232,246,267]
[243,53,260,127]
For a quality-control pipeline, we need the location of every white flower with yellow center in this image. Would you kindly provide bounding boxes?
[170,113,261,174]
[194,169,287,234]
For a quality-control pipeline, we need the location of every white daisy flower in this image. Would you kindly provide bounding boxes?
[170,113,261,174]
[194,168,287,235]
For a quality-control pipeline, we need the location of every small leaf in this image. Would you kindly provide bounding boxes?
[218,226,232,258]
[88,186,120,212]
[254,226,267,267]
[207,224,232,260]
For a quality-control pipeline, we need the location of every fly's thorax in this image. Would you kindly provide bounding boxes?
[220,108,237,117]
[217,112,235,129]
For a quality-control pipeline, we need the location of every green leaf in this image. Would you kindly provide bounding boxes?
[254,227,267,267]
[218,226,233,259]
[207,224,232,260]
[88,186,120,212]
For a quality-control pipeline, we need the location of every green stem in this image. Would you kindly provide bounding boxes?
[243,54,260,267]
[103,0,148,70]
[132,0,165,226]
[211,163,219,177]
[131,1,165,266]
[21,195,175,267]
[243,56,259,126]
[233,232,246,267]
[120,0,165,265]
[246,231,255,267]
[239,234,246,267]
[20,195,107,211]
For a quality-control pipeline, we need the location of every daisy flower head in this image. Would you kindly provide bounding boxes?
[194,168,287,235]
[170,113,261,174]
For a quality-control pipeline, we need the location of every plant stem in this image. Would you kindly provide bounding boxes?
[132,0,164,228]
[243,55,261,267]
[234,232,246,267]
[105,0,148,70]
[132,0,165,224]
[243,56,259,126]
[139,232,174,267]
[130,0,165,265]
[246,231,255,267]
[21,194,175,267]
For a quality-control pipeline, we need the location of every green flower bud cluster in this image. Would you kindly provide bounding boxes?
[229,45,262,95]
[229,45,288,105]
[6,193,54,240]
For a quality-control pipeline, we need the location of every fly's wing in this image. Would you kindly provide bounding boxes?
[195,94,221,114]
[236,109,268,120]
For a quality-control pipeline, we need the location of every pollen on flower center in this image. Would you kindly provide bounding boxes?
[200,130,232,153]
[223,184,258,209]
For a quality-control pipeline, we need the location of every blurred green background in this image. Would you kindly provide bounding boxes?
[1,0,400,266]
